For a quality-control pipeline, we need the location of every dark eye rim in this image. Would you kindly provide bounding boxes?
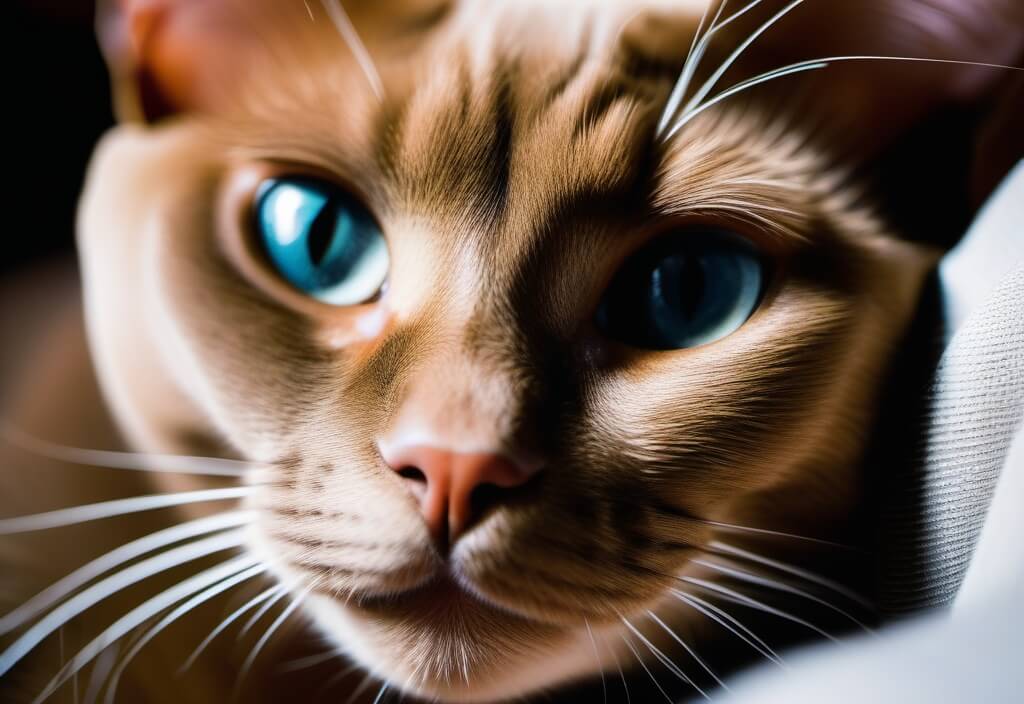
[218,163,390,318]
[593,226,774,352]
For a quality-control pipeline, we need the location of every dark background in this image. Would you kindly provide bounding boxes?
[4,0,113,278]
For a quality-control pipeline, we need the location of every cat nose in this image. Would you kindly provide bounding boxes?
[381,445,541,550]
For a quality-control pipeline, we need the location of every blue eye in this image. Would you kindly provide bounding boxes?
[596,231,764,350]
[255,178,389,305]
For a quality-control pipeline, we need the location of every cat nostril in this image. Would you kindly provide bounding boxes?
[398,466,427,483]
[465,471,544,534]
[468,483,504,528]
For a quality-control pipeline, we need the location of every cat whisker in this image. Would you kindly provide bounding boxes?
[102,564,267,704]
[342,670,381,704]
[708,540,874,610]
[371,682,390,704]
[0,511,254,636]
[30,555,261,704]
[696,518,863,552]
[619,615,708,699]
[618,631,675,704]
[645,610,727,692]
[681,576,840,643]
[0,487,254,535]
[691,558,874,633]
[681,0,807,117]
[239,585,290,640]
[319,0,384,100]
[234,583,316,700]
[0,531,247,678]
[583,618,608,704]
[657,0,721,135]
[658,0,772,135]
[278,647,347,673]
[667,61,826,138]
[179,584,281,674]
[1,424,251,477]
[83,643,119,704]
[668,589,785,668]
[668,54,1024,139]
[601,631,631,704]
[307,661,361,702]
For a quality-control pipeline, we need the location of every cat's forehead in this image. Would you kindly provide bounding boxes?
[227,0,820,274]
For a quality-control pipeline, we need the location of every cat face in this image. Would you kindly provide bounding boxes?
[79,0,1021,700]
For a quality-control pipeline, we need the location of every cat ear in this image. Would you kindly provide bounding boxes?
[96,0,286,122]
[732,0,1024,225]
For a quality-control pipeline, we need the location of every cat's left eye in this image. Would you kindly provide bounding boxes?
[596,230,764,350]
[255,177,388,306]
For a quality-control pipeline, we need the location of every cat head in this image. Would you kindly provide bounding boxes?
[79,1,1021,700]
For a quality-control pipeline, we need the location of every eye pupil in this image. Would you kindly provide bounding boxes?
[651,255,704,322]
[306,205,336,267]
[597,231,763,350]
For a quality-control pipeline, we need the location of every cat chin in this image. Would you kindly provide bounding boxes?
[304,590,611,703]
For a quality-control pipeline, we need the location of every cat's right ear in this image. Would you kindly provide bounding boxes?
[96,0,280,122]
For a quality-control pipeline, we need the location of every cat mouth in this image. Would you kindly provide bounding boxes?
[356,572,494,618]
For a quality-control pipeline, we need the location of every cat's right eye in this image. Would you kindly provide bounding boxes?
[596,230,764,350]
[255,177,389,306]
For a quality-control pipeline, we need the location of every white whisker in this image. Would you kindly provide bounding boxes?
[319,0,384,99]
[371,682,390,704]
[668,63,826,139]
[669,54,1024,139]
[0,487,253,535]
[179,584,281,673]
[709,541,874,608]
[682,0,806,116]
[239,585,289,639]
[669,589,784,667]
[0,531,247,678]
[82,643,119,704]
[682,576,839,643]
[0,511,254,636]
[619,633,675,704]
[2,425,250,477]
[278,647,346,673]
[30,555,260,704]
[308,662,361,702]
[599,631,631,704]
[693,558,874,633]
[234,585,312,699]
[620,616,708,700]
[646,610,727,692]
[103,564,266,704]
[656,0,717,135]
[658,0,772,135]
[583,619,608,704]
[343,672,379,704]
[699,519,859,550]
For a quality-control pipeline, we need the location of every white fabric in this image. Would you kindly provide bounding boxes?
[718,165,1024,702]
[940,161,1024,336]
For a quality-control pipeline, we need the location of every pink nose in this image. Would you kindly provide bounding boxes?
[382,445,541,550]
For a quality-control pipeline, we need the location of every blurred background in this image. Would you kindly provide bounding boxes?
[4,0,112,279]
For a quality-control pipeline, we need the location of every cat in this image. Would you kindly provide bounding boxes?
[1,0,1021,702]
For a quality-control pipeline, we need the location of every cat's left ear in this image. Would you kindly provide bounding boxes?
[96,0,290,122]
[734,0,1024,219]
